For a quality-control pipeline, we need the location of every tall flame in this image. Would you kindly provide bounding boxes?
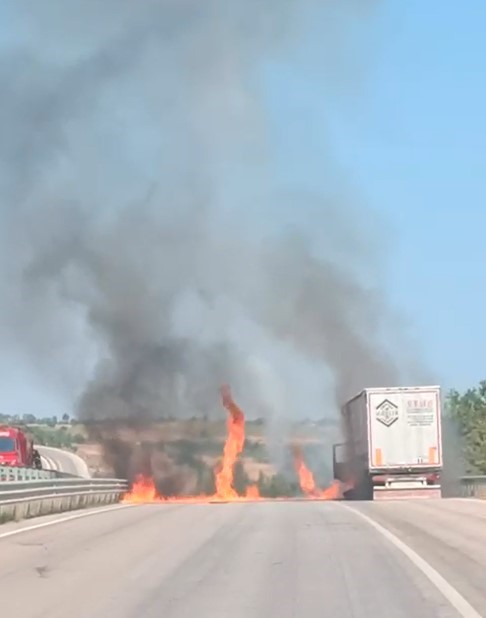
[214,384,246,499]
[121,388,346,505]
[122,385,260,504]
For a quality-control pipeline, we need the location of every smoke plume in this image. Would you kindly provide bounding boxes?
[0,1,418,483]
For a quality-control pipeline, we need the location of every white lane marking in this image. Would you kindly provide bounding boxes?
[0,504,139,541]
[342,504,482,618]
[41,456,57,471]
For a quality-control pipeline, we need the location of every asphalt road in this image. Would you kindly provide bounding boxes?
[37,445,90,478]
[0,499,484,617]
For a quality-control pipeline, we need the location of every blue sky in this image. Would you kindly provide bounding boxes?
[265,0,486,391]
[1,1,485,416]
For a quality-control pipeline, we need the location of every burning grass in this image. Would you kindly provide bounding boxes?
[122,385,346,505]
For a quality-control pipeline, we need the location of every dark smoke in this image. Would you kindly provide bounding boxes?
[0,1,420,486]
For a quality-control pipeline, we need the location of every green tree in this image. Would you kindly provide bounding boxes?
[447,380,486,473]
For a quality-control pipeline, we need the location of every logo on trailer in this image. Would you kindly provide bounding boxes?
[375,399,399,427]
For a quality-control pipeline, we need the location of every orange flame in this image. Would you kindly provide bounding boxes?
[245,484,261,499]
[292,445,318,496]
[122,474,160,503]
[121,475,209,504]
[292,445,343,500]
[121,388,344,505]
[214,384,245,499]
[122,385,260,505]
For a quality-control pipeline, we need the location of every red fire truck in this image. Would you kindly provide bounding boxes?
[0,426,42,469]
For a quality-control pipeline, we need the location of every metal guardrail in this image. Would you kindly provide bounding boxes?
[0,477,129,523]
[459,475,486,498]
[0,465,65,482]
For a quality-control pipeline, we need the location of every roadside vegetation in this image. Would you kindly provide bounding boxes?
[1,383,483,489]
[446,380,486,474]
[3,384,484,481]
[0,410,338,490]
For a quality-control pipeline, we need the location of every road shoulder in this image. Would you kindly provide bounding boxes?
[346,499,486,616]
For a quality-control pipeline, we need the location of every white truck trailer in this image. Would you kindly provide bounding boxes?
[333,386,442,500]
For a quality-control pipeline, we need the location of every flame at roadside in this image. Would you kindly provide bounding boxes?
[292,445,344,500]
[122,385,261,504]
[214,384,246,499]
[121,388,347,505]
[121,475,210,504]
[245,484,260,499]
[123,474,159,503]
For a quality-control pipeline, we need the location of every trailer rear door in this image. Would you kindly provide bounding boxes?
[367,387,442,470]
